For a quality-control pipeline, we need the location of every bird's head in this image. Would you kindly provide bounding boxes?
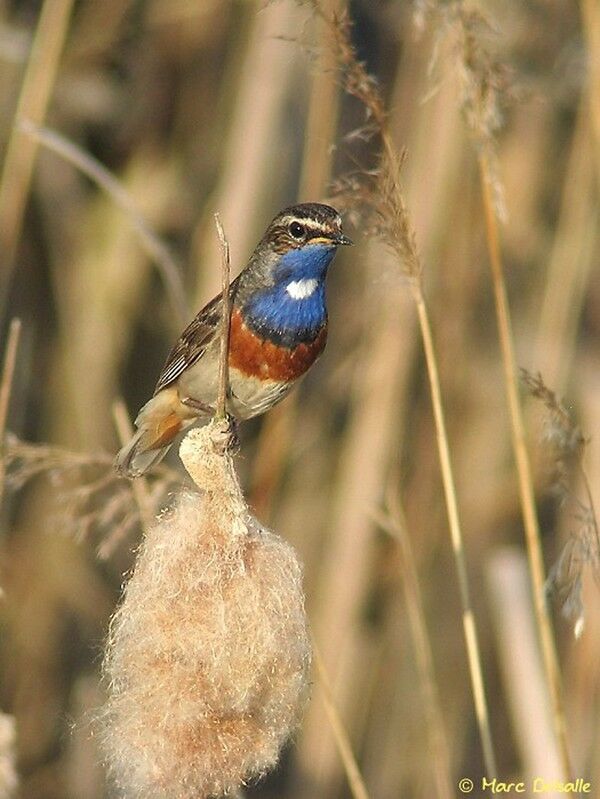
[262,202,353,253]
[244,202,352,290]
[236,203,351,341]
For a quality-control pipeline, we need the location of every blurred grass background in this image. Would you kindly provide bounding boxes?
[0,0,599,797]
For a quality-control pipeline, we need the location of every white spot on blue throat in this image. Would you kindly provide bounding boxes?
[286,278,319,300]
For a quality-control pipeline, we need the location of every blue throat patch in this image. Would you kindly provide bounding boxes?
[244,244,335,347]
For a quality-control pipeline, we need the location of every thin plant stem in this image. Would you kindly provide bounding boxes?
[214,214,231,421]
[580,0,600,188]
[298,0,345,200]
[374,499,454,799]
[112,400,154,535]
[311,637,371,799]
[19,120,189,328]
[412,285,498,778]
[478,153,573,781]
[0,319,22,513]
[0,0,75,317]
[249,0,344,518]
[307,2,497,777]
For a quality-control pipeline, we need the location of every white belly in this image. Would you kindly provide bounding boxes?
[176,344,292,420]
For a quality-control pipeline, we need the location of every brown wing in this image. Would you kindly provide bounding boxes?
[153,280,238,395]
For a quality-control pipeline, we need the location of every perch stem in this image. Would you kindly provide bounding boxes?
[214,213,232,420]
[478,152,572,781]
[0,319,22,513]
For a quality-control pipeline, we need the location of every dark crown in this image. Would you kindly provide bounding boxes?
[261,202,350,252]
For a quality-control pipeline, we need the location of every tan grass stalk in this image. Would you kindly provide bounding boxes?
[249,0,344,518]
[486,549,563,784]
[305,1,498,777]
[478,154,572,781]
[19,121,188,327]
[412,285,497,778]
[534,105,596,390]
[580,0,600,186]
[425,2,573,779]
[375,499,453,799]
[192,1,306,304]
[312,639,371,799]
[0,0,75,308]
[298,0,345,201]
[213,213,231,419]
[0,320,22,513]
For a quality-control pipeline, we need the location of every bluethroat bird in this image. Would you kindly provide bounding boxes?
[116,202,352,477]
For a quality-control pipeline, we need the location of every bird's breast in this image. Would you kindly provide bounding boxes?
[229,307,327,382]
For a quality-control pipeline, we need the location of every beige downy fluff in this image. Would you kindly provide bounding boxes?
[0,715,17,799]
[101,420,311,798]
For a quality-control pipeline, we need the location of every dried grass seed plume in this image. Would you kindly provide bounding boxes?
[522,370,600,639]
[303,1,421,281]
[417,2,512,220]
[2,434,180,558]
[101,421,311,798]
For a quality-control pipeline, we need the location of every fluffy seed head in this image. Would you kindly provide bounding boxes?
[100,420,311,798]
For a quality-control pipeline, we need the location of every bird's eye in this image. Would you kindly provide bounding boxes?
[289,221,306,239]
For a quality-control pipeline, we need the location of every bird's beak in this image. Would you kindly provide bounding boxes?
[335,233,353,246]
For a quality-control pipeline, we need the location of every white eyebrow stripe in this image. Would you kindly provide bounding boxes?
[286,278,319,300]
[280,215,335,233]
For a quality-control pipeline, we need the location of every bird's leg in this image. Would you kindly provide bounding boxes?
[181,396,215,416]
[211,412,240,455]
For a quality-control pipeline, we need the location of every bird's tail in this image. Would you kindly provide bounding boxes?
[115,389,193,478]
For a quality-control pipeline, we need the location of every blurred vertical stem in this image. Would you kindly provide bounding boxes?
[0,320,22,513]
[312,639,371,799]
[410,278,498,779]
[250,0,344,518]
[580,0,600,186]
[304,0,498,776]
[478,153,572,781]
[376,498,453,799]
[20,122,188,328]
[298,0,345,201]
[0,0,75,315]
[380,118,497,781]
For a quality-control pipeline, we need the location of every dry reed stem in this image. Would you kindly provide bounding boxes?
[214,213,231,420]
[307,0,497,777]
[534,105,596,390]
[478,154,573,782]
[0,320,21,514]
[412,288,497,778]
[298,0,345,201]
[0,0,75,313]
[486,550,564,784]
[249,0,345,518]
[20,121,188,328]
[296,287,413,792]
[192,1,305,304]
[580,0,600,188]
[311,639,370,799]
[375,500,453,799]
